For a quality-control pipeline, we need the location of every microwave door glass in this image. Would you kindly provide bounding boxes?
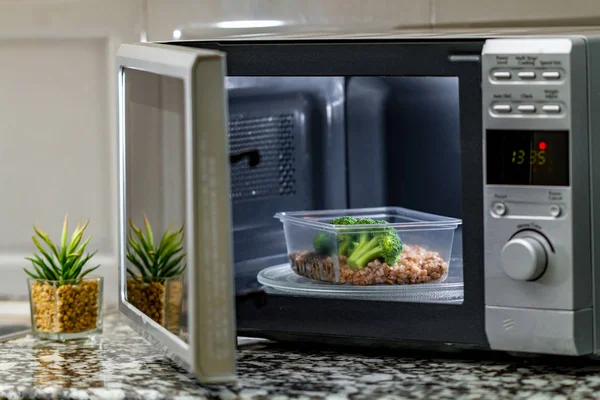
[124,68,188,338]
[117,43,235,384]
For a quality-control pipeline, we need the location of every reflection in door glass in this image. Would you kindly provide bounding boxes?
[123,68,188,342]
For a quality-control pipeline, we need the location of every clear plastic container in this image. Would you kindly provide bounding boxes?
[274,207,462,285]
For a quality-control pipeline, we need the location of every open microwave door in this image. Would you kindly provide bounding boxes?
[116,43,235,383]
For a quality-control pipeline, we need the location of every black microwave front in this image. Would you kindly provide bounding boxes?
[116,31,599,383]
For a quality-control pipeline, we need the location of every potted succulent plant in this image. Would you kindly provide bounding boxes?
[24,215,103,340]
[125,216,186,333]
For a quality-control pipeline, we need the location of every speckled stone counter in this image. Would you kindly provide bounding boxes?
[2,314,600,399]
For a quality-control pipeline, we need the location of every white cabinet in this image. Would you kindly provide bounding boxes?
[146,0,431,41]
[147,0,600,42]
[0,0,144,309]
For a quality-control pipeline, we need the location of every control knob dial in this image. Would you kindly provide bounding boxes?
[501,231,549,281]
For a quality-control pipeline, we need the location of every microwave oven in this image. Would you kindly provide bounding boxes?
[116,28,600,383]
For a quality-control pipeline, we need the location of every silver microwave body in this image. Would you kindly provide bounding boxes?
[115,30,600,383]
[482,37,595,355]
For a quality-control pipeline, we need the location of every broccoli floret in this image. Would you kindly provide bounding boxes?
[324,217,395,260]
[356,218,375,225]
[331,216,357,257]
[331,216,357,225]
[368,219,391,232]
[351,218,377,253]
[335,218,391,258]
[351,218,391,253]
[313,231,336,255]
[338,237,356,256]
[346,229,403,269]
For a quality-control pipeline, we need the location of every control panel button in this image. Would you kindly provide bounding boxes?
[542,104,561,113]
[493,104,512,113]
[501,234,548,281]
[492,202,507,216]
[517,104,536,113]
[493,71,512,80]
[542,71,561,80]
[549,204,562,217]
[518,71,536,79]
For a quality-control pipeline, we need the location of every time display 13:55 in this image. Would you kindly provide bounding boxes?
[511,149,546,166]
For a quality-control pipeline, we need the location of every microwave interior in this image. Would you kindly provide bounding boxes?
[226,75,464,295]
[123,40,486,348]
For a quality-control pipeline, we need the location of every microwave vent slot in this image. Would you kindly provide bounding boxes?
[229,113,296,202]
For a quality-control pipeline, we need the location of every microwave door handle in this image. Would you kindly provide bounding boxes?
[230,149,261,167]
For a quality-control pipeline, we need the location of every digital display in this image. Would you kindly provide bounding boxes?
[486,130,569,186]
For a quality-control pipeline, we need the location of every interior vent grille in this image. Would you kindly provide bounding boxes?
[229,114,296,202]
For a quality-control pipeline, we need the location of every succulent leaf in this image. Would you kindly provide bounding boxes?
[23,215,99,286]
[143,214,154,248]
[126,217,187,281]
[61,215,68,254]
[34,226,60,260]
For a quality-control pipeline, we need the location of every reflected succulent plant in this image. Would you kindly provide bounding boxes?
[126,216,187,282]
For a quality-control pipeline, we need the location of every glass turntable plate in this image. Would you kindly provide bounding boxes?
[257,258,464,303]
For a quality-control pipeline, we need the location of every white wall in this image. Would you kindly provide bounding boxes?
[0,0,143,310]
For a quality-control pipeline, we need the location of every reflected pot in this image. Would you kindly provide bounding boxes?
[126,275,184,333]
[27,276,104,341]
[33,341,104,387]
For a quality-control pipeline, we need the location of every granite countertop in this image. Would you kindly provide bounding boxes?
[2,315,600,399]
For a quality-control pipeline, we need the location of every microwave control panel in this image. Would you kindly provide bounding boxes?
[481,37,593,355]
